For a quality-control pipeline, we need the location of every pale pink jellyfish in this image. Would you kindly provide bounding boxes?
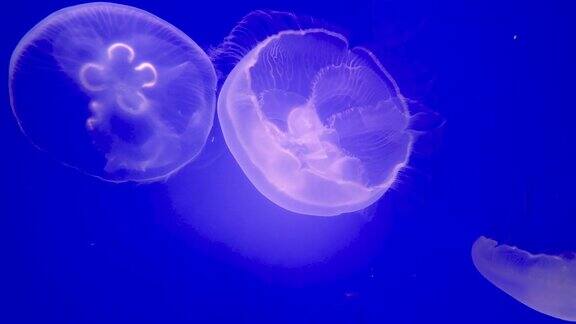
[472,236,576,322]
[217,11,413,216]
[9,3,216,182]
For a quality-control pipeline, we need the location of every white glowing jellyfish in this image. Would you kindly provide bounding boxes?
[472,236,576,322]
[9,2,216,182]
[216,11,413,216]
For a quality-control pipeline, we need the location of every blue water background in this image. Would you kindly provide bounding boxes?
[1,1,576,323]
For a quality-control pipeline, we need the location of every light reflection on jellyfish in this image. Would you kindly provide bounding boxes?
[215,11,415,216]
[472,236,576,322]
[9,2,217,182]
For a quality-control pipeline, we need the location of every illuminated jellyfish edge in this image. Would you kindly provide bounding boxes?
[8,2,217,183]
[471,236,576,322]
[218,28,414,216]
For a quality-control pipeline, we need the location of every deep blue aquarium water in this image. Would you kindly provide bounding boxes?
[2,1,576,323]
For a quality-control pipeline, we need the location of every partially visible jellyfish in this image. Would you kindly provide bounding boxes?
[216,11,414,216]
[9,3,217,182]
[472,236,576,322]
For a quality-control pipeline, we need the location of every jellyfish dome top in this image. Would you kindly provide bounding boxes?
[216,11,414,216]
[9,2,217,182]
[472,236,576,322]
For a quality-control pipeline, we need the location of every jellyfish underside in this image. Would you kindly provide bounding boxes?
[9,3,216,182]
[75,41,189,175]
[219,28,412,216]
[472,236,576,322]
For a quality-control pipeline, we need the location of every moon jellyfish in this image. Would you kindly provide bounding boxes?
[216,11,413,216]
[472,236,576,322]
[9,3,217,182]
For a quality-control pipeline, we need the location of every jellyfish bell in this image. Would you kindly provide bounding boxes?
[471,236,576,322]
[9,2,217,182]
[215,11,417,216]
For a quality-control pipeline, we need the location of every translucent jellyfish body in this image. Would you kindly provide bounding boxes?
[217,17,413,216]
[472,236,576,322]
[9,3,217,182]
